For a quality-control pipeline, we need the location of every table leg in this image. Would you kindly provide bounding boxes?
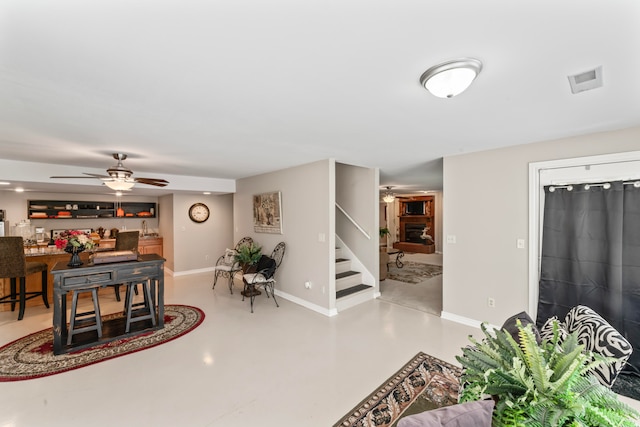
[157,275,164,328]
[53,282,66,355]
[395,251,405,268]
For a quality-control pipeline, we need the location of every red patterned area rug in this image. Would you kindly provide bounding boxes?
[334,352,461,427]
[0,304,204,382]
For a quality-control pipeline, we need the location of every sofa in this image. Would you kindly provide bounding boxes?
[538,305,633,387]
[396,305,633,426]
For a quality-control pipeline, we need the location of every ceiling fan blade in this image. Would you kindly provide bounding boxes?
[50,175,99,179]
[50,154,169,188]
[135,178,169,187]
[83,172,111,178]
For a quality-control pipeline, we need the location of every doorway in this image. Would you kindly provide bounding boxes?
[379,194,444,316]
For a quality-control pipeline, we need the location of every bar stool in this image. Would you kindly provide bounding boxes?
[0,237,50,320]
[124,279,156,333]
[111,231,140,301]
[67,287,103,345]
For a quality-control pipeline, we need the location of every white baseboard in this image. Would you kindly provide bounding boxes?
[441,311,500,331]
[274,290,338,317]
[441,311,483,329]
[172,266,215,277]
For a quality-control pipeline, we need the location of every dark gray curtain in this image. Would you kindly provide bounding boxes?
[537,181,640,371]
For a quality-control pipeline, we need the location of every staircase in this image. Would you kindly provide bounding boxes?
[335,247,374,311]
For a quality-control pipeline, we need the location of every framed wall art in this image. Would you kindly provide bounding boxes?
[253,191,283,234]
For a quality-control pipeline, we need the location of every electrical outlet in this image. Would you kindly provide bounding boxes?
[304,281,312,289]
[488,297,496,308]
[205,254,210,261]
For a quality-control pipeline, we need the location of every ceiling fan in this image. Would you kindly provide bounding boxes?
[51,153,169,190]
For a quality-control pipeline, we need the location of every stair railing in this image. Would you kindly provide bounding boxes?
[336,203,371,240]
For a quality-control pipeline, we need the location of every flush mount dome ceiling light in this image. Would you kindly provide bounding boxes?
[420,58,483,98]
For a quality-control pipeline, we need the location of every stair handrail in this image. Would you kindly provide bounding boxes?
[336,203,371,240]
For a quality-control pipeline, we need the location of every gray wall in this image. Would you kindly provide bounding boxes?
[1,191,159,237]
[442,126,640,326]
[159,194,175,271]
[169,193,234,275]
[235,159,334,312]
[336,162,379,281]
[0,190,235,275]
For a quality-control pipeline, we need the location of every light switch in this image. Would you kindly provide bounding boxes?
[517,238,525,249]
[318,233,326,242]
[446,235,456,244]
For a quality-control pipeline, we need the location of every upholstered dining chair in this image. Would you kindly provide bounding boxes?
[212,237,253,294]
[0,237,50,320]
[241,242,285,313]
[112,231,140,301]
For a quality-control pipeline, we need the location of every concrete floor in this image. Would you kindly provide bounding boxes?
[379,252,443,315]
[1,263,638,426]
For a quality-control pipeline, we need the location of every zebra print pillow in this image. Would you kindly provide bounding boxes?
[539,316,568,343]
[564,305,633,388]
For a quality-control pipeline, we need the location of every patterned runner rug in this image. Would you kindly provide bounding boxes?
[0,304,204,381]
[334,352,461,427]
[387,262,443,284]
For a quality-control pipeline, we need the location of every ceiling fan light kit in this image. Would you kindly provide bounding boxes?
[50,153,169,190]
[420,57,482,98]
[104,180,135,191]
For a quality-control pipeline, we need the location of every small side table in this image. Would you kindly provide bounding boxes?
[386,249,405,269]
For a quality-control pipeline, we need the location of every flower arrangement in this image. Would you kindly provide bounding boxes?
[55,230,95,251]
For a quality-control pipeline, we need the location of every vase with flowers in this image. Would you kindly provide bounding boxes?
[55,230,95,267]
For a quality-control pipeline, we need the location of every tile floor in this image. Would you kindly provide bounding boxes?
[1,271,638,426]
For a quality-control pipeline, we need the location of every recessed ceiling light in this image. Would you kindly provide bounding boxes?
[0,181,10,185]
[15,187,24,192]
[203,192,211,195]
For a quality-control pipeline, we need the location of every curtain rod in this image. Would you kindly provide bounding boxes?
[548,180,640,192]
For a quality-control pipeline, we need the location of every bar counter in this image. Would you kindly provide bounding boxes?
[0,245,115,313]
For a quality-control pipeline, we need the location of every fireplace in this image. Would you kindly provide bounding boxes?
[404,223,427,244]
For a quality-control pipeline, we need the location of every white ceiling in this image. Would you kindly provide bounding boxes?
[1,1,640,197]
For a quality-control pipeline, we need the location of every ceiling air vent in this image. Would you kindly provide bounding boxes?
[568,66,603,94]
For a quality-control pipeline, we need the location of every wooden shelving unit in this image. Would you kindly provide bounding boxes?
[28,200,156,220]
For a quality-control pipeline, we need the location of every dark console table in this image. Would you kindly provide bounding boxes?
[51,253,165,355]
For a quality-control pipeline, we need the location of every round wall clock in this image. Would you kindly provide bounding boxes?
[188,203,210,223]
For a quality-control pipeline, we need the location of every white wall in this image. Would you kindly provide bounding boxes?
[442,126,640,327]
[235,159,333,313]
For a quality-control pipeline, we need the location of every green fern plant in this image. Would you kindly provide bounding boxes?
[456,319,639,427]
[234,242,262,270]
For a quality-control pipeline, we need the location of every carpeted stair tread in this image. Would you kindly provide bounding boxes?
[336,284,372,298]
[336,270,359,280]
